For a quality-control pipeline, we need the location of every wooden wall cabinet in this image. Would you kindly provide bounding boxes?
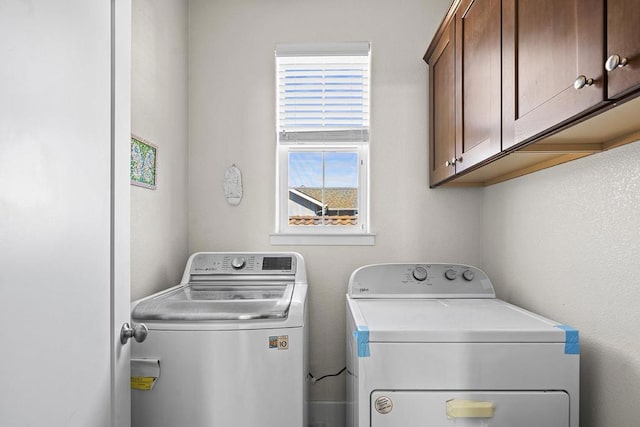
[427,20,456,185]
[502,0,605,150]
[606,0,640,99]
[426,0,640,187]
[456,0,502,171]
[426,0,501,187]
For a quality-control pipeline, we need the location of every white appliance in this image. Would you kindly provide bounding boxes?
[346,263,579,427]
[131,252,308,427]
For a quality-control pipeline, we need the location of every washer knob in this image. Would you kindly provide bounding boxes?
[462,269,475,281]
[231,256,246,270]
[444,269,457,280]
[412,267,428,281]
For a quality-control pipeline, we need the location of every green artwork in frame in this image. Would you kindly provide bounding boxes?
[131,135,157,189]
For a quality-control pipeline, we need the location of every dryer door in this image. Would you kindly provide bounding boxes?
[371,391,570,427]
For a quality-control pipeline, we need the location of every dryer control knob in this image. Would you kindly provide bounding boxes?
[412,267,428,281]
[231,256,246,270]
[462,269,475,281]
[444,269,457,280]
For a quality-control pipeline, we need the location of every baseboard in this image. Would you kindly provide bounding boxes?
[309,401,346,427]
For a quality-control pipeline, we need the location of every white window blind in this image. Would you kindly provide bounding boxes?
[276,43,370,144]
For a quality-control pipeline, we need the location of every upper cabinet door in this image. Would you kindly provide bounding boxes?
[606,0,640,99]
[427,20,456,186]
[455,0,502,173]
[503,0,605,149]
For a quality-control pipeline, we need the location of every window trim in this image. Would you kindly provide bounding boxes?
[271,43,374,246]
[276,144,369,227]
[269,232,375,246]
[271,145,374,246]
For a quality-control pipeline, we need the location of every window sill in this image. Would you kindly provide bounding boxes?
[270,232,375,246]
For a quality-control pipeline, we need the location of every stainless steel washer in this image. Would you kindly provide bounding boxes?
[131,252,308,427]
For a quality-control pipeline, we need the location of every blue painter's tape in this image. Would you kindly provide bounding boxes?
[353,326,370,357]
[556,325,580,354]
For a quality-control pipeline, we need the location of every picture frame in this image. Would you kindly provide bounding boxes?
[130,135,157,189]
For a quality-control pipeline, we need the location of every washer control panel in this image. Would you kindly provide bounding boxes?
[348,263,495,299]
[188,253,296,276]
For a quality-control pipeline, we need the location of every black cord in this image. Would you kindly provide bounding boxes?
[307,367,347,383]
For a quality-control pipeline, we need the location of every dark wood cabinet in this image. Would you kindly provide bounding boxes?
[502,0,605,150]
[425,0,640,187]
[427,20,456,186]
[426,0,501,186]
[455,0,502,171]
[606,0,640,99]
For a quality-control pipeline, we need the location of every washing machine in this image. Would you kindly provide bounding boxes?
[130,252,308,427]
[346,263,579,427]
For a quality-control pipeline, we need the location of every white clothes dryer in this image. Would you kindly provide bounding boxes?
[131,252,308,427]
[346,263,579,427]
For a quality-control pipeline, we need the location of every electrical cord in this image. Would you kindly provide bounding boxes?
[307,367,346,383]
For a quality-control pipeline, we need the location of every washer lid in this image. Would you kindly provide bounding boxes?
[132,283,294,321]
[349,298,567,343]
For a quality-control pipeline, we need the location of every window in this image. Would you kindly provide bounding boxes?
[272,43,373,245]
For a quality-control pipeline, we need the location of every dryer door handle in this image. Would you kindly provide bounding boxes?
[446,399,495,419]
[120,322,148,345]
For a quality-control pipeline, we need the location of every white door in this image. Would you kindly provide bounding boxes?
[0,1,132,426]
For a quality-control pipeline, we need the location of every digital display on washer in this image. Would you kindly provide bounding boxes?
[262,257,292,271]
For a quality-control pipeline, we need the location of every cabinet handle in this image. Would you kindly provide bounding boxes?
[605,54,629,72]
[445,156,462,167]
[574,75,594,90]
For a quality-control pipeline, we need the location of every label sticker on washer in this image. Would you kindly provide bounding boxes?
[374,396,393,414]
[131,377,157,391]
[269,335,289,350]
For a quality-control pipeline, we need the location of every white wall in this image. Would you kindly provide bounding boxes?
[481,140,640,427]
[131,0,189,300]
[187,0,483,401]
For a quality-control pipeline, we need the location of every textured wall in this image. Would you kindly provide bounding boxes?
[481,140,640,427]
[187,0,482,401]
[131,0,189,300]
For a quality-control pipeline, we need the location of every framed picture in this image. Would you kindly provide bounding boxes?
[130,135,157,189]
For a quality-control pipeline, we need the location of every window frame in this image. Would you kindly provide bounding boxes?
[271,43,374,246]
[276,144,369,233]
